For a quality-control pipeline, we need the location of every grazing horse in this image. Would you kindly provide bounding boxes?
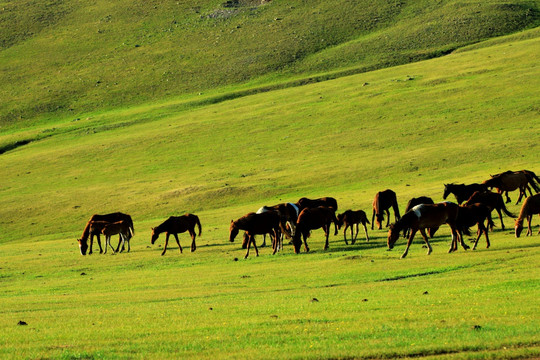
[255,202,300,247]
[371,189,400,230]
[293,206,338,253]
[296,197,338,211]
[515,193,540,237]
[229,211,281,258]
[402,196,437,238]
[456,204,494,250]
[465,191,515,230]
[483,171,537,204]
[101,220,134,254]
[151,214,202,255]
[443,183,487,204]
[77,212,134,255]
[336,210,370,244]
[387,202,469,259]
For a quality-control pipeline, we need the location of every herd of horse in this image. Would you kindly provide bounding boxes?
[77,169,540,259]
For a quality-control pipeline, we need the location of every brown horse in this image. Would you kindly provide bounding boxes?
[465,191,515,230]
[336,210,370,244]
[77,212,134,255]
[256,202,300,247]
[229,211,281,258]
[372,189,400,230]
[483,170,538,204]
[151,214,202,255]
[387,202,469,258]
[102,220,134,254]
[443,183,487,204]
[296,197,338,211]
[456,204,493,250]
[292,206,338,253]
[515,193,540,237]
[402,196,437,238]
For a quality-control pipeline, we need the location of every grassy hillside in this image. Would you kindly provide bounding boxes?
[0,27,538,244]
[1,4,540,359]
[1,0,539,127]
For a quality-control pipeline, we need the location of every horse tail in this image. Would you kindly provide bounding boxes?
[195,215,202,236]
[500,198,516,218]
[524,171,540,193]
[393,196,401,220]
[127,215,135,235]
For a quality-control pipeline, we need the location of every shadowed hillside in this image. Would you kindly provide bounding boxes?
[0,0,538,127]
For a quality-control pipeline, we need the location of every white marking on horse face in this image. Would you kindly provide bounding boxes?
[256,207,266,214]
[411,204,423,218]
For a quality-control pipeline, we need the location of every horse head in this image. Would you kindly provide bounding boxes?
[291,227,303,254]
[150,227,160,244]
[514,219,524,238]
[77,238,88,255]
[387,223,400,250]
[229,220,239,243]
[336,213,345,229]
[443,184,452,200]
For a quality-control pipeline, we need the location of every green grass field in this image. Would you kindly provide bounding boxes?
[1,1,540,359]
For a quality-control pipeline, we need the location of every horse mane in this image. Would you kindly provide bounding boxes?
[80,220,92,241]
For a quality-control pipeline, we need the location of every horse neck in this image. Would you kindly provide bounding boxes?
[154,220,170,235]
[81,221,92,241]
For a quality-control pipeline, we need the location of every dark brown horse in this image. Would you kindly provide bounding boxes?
[515,193,540,237]
[77,212,134,255]
[336,210,370,244]
[443,183,487,204]
[371,189,400,230]
[483,170,538,204]
[256,202,300,246]
[465,191,515,230]
[229,211,281,258]
[296,197,338,211]
[387,202,469,258]
[402,196,437,238]
[102,220,134,254]
[292,206,338,253]
[151,214,202,255]
[456,204,493,250]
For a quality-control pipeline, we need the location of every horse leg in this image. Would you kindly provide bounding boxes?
[401,229,417,259]
[244,234,252,259]
[251,235,259,257]
[504,191,511,204]
[516,187,525,205]
[107,235,116,254]
[495,208,504,231]
[343,224,349,245]
[363,222,370,242]
[526,215,533,236]
[161,233,170,256]
[419,228,432,255]
[115,234,124,253]
[261,234,266,247]
[96,234,103,254]
[174,233,183,254]
[385,209,390,228]
[451,224,468,252]
[371,209,375,230]
[103,236,108,254]
[323,224,330,250]
[189,229,196,252]
[88,234,94,255]
[353,223,359,244]
[303,232,310,252]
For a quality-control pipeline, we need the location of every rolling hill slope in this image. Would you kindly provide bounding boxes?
[0,0,539,127]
